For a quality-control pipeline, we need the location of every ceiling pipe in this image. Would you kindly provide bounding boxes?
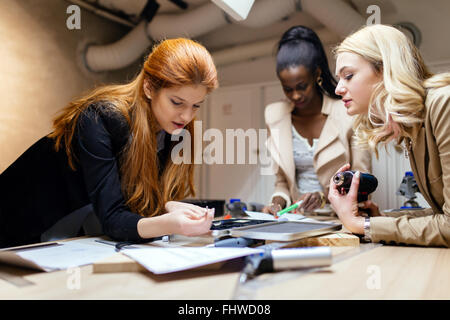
[96,0,149,17]
[211,0,365,67]
[69,0,137,27]
[235,0,298,28]
[212,27,338,67]
[84,2,228,72]
[85,20,151,72]
[301,0,365,38]
[83,0,301,72]
[82,0,365,72]
[146,2,227,39]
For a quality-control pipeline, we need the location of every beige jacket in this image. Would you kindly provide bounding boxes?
[265,95,372,207]
[371,85,450,247]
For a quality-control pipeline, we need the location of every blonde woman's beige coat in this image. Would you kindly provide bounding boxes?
[371,85,450,247]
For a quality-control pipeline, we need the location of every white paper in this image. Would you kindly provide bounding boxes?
[244,210,306,221]
[0,237,117,272]
[244,211,333,225]
[122,247,263,274]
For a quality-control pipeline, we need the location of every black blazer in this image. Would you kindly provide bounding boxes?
[0,102,171,248]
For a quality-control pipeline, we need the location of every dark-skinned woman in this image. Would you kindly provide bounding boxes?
[262,26,371,216]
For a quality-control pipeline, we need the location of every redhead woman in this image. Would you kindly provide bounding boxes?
[0,39,218,248]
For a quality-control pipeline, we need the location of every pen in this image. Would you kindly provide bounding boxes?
[276,200,304,217]
[94,239,117,247]
[214,237,262,247]
[94,239,137,251]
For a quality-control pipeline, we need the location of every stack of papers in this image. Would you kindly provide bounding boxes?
[0,237,265,275]
[0,238,116,272]
[244,210,330,223]
[244,210,305,221]
[122,247,263,274]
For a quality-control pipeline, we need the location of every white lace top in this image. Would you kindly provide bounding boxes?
[292,125,323,194]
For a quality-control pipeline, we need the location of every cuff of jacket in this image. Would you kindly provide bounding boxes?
[271,192,291,208]
[370,214,450,246]
[369,216,410,245]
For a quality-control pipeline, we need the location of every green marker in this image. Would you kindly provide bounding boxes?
[276,200,304,217]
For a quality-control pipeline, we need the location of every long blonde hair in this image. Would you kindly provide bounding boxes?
[49,38,218,217]
[334,24,450,156]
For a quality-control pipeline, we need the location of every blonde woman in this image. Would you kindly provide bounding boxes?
[0,39,218,248]
[329,24,450,247]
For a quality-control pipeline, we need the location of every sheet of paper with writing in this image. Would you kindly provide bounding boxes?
[122,247,263,274]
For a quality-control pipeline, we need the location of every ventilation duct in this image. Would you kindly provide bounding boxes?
[301,0,365,38]
[82,0,365,72]
[212,27,338,67]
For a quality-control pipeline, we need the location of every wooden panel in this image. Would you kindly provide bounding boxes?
[268,232,360,248]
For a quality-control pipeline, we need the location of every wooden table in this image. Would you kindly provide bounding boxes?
[1,240,449,300]
[241,244,450,300]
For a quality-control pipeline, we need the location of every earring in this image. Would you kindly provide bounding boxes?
[317,76,323,87]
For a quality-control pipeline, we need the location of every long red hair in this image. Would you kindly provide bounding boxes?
[49,38,218,217]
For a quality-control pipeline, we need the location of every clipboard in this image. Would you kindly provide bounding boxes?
[229,220,341,241]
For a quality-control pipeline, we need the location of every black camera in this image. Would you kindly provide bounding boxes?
[333,171,378,202]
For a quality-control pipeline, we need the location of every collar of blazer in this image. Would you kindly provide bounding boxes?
[313,96,342,161]
[265,94,343,186]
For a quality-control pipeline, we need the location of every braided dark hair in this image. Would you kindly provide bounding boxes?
[276,25,339,99]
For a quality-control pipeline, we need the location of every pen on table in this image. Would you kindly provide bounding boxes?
[94,239,136,251]
[276,200,304,217]
[94,239,118,247]
[214,237,263,248]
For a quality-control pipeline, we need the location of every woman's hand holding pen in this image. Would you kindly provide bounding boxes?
[163,207,214,237]
[137,204,214,239]
[295,192,323,213]
[163,201,214,236]
[165,201,209,217]
[262,192,324,217]
[262,196,286,216]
